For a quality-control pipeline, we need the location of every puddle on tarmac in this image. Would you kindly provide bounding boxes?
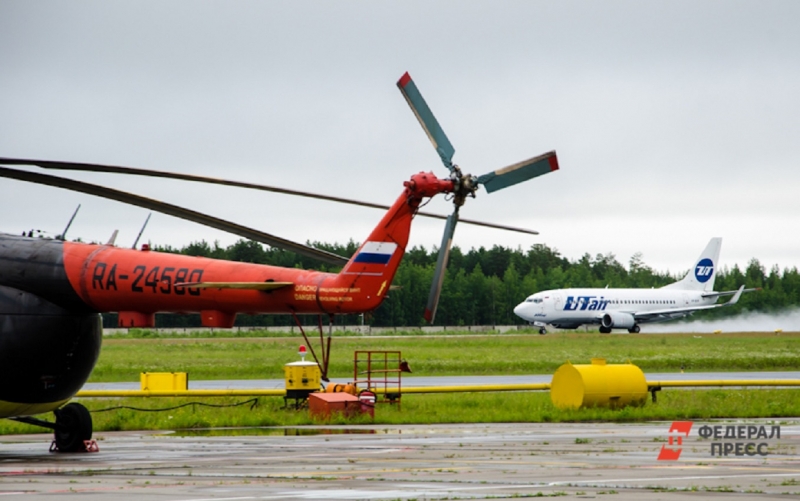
[170,427,382,437]
[167,426,451,437]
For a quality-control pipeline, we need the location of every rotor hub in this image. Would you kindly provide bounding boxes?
[449,165,479,208]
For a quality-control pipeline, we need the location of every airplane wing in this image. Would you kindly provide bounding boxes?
[702,287,760,298]
[174,282,293,291]
[633,285,747,321]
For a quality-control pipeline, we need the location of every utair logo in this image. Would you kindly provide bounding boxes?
[563,296,609,311]
[695,258,714,283]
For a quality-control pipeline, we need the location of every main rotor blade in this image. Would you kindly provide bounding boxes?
[396,72,456,171]
[0,157,377,206]
[476,151,559,194]
[0,157,539,235]
[424,214,536,235]
[424,209,459,324]
[0,167,349,266]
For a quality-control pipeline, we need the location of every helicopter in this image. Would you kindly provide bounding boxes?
[0,72,559,451]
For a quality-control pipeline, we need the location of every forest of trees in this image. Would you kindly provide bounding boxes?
[114,239,800,328]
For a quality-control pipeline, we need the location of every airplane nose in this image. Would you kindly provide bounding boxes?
[513,302,528,319]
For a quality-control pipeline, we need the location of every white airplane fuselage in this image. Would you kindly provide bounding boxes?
[514,287,718,330]
[513,238,753,333]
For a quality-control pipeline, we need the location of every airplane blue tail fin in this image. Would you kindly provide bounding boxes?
[661,238,722,292]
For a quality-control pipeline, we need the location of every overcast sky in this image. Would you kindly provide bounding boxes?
[1,1,798,277]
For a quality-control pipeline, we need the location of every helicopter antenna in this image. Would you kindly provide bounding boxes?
[106,229,119,246]
[132,213,151,249]
[58,204,81,241]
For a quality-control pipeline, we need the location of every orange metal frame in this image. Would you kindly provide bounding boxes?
[353,350,403,404]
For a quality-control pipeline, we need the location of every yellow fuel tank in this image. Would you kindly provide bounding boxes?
[550,358,647,409]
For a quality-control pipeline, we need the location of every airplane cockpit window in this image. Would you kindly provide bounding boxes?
[526,298,543,304]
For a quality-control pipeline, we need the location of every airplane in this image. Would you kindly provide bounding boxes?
[513,238,758,334]
[0,72,559,452]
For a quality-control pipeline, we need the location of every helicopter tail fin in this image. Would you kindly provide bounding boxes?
[331,189,416,311]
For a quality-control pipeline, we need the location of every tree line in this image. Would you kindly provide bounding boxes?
[107,239,798,329]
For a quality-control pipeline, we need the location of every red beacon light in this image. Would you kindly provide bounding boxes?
[299,345,307,362]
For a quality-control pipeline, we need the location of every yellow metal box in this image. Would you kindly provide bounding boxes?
[284,361,321,391]
[140,372,188,391]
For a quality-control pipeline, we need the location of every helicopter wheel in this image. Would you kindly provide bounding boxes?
[53,403,92,452]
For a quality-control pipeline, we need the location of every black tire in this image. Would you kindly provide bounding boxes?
[538,328,547,335]
[599,326,611,334]
[628,325,641,334]
[54,403,92,452]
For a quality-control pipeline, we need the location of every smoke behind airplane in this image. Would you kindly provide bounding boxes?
[641,310,800,333]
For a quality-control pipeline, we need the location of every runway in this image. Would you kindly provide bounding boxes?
[1,421,798,500]
[83,371,800,390]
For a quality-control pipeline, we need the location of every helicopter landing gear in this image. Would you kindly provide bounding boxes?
[628,324,641,333]
[291,312,334,381]
[10,402,96,452]
[53,403,94,452]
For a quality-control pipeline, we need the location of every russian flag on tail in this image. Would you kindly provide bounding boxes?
[353,241,398,265]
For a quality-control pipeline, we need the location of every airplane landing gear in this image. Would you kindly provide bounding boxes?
[599,326,612,334]
[538,327,547,335]
[54,403,93,452]
[628,324,641,333]
[10,402,94,452]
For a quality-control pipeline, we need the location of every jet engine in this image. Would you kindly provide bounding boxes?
[600,311,635,330]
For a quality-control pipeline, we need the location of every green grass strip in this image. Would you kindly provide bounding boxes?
[91,332,800,382]
[1,389,798,436]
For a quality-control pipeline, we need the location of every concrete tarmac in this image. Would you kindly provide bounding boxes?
[1,420,798,500]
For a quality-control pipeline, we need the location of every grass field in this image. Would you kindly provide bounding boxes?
[90,331,800,382]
